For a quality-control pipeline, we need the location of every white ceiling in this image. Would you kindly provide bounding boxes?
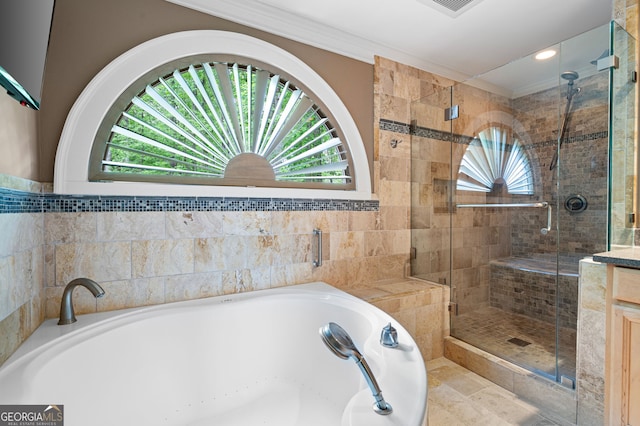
[167,0,613,94]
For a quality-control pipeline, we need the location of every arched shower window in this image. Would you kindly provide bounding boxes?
[456,126,534,195]
[54,31,371,199]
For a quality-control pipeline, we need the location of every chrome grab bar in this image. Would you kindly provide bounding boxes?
[313,229,323,267]
[456,202,552,235]
[456,202,548,208]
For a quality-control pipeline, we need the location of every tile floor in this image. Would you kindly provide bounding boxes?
[427,357,562,425]
[451,306,576,381]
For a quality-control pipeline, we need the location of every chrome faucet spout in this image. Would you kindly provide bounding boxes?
[58,278,105,325]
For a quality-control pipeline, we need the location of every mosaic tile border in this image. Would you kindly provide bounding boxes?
[379,119,474,145]
[379,118,608,149]
[0,187,379,214]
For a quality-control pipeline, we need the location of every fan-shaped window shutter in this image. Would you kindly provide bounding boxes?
[54,31,372,199]
[90,61,353,190]
[456,126,534,195]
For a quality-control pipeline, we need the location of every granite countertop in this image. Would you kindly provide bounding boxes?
[593,247,640,269]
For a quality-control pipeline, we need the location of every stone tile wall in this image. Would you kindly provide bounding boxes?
[0,184,416,365]
[576,258,607,425]
[374,56,456,287]
[490,263,578,330]
[509,73,609,256]
[41,206,409,318]
[348,279,449,361]
[0,177,45,365]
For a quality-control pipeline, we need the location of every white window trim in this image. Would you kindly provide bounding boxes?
[54,30,372,200]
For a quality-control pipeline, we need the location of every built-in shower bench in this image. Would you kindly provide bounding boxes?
[347,279,448,361]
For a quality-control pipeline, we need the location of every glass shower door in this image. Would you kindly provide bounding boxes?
[447,77,566,381]
[609,21,637,247]
[410,85,453,287]
[410,23,620,385]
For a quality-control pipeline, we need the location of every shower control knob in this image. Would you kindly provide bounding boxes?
[565,194,588,213]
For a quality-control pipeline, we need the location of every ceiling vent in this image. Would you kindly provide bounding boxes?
[416,0,485,17]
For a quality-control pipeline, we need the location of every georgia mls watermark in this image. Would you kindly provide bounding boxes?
[0,405,63,426]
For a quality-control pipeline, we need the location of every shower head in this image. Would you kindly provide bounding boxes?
[561,71,579,84]
[561,70,581,101]
[319,322,360,360]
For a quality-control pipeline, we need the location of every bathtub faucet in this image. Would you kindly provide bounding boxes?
[319,322,393,415]
[58,278,105,325]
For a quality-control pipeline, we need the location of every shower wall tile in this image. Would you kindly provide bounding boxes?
[377,93,410,125]
[378,180,410,207]
[378,131,410,159]
[379,206,408,230]
[379,156,410,182]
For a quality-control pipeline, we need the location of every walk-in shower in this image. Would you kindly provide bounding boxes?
[410,21,636,387]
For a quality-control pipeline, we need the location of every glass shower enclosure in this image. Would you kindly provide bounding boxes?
[410,21,636,385]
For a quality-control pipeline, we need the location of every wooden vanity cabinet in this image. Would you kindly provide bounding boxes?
[606,266,640,426]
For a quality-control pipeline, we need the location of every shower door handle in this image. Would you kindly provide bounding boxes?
[456,202,551,235]
[540,203,552,235]
[456,202,548,208]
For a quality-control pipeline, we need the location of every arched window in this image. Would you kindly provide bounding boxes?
[456,126,534,195]
[55,31,371,199]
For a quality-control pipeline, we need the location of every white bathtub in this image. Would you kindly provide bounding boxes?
[0,282,427,426]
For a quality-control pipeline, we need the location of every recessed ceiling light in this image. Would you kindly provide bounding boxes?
[535,50,557,60]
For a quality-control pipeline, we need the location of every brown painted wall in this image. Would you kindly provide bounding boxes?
[38,0,374,184]
[0,94,38,180]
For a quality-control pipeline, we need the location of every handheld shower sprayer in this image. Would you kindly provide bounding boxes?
[319,322,393,415]
[550,71,581,171]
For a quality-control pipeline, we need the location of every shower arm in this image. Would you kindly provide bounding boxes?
[457,202,552,235]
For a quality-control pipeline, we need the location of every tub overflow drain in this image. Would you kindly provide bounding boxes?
[564,194,587,213]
